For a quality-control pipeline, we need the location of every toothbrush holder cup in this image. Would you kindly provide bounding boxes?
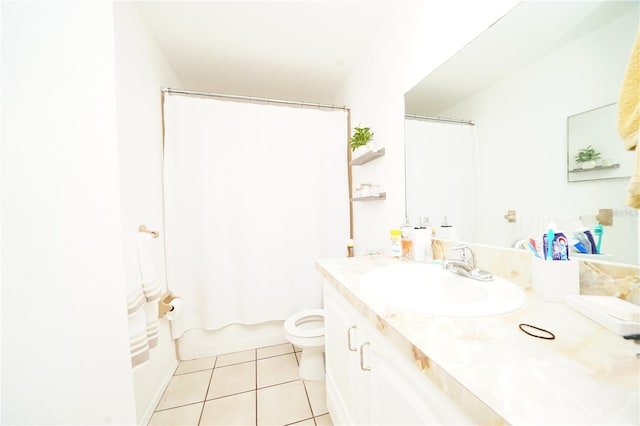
[532,257,580,302]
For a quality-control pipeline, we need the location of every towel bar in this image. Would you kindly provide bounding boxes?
[595,208,613,226]
[138,224,159,238]
[503,209,516,223]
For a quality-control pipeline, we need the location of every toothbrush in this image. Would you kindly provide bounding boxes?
[573,240,589,254]
[527,241,540,258]
[594,224,603,254]
[546,229,555,260]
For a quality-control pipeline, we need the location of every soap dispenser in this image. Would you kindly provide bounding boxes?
[439,215,457,240]
[413,216,432,262]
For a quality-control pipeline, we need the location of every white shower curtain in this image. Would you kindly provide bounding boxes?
[404,119,479,241]
[163,94,349,338]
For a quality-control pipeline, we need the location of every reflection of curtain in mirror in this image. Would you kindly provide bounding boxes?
[163,94,349,338]
[404,119,478,240]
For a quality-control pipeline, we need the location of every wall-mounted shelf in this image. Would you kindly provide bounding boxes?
[569,163,620,173]
[352,192,386,202]
[351,147,385,166]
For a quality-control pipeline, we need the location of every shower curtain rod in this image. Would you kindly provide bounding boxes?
[161,87,350,111]
[405,113,475,126]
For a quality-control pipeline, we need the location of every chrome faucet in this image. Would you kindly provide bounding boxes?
[442,245,494,281]
[443,245,475,271]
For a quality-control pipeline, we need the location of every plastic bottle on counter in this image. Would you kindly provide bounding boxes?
[413,217,432,262]
[347,238,355,257]
[439,215,457,240]
[390,229,402,258]
[424,230,433,262]
[401,217,413,260]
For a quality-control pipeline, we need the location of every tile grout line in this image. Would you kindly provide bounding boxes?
[257,351,295,361]
[254,348,258,426]
[302,380,318,426]
[152,400,203,414]
[196,356,218,426]
[293,345,319,426]
[174,367,213,376]
[294,346,316,425]
[197,355,298,401]
[148,359,186,417]
[258,378,300,391]
[205,387,256,402]
[150,344,326,425]
[284,416,315,426]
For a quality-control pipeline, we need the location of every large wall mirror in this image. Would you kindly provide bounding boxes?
[404,0,639,265]
[567,103,633,182]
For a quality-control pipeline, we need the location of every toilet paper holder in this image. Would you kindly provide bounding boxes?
[158,291,178,319]
[138,224,160,238]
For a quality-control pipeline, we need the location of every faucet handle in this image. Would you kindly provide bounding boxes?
[450,245,475,268]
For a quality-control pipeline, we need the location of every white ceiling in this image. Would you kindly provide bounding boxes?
[134,0,404,104]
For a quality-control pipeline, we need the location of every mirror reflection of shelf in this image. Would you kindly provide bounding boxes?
[350,147,385,166]
[352,192,386,202]
[569,163,620,173]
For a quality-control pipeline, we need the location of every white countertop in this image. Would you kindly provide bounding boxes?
[316,255,640,425]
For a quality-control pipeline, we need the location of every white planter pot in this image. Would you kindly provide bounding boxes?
[352,142,377,159]
[581,160,596,170]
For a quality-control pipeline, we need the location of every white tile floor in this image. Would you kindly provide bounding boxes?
[149,343,333,426]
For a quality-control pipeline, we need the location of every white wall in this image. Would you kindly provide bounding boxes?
[442,7,638,264]
[113,3,184,424]
[338,0,519,256]
[1,2,136,424]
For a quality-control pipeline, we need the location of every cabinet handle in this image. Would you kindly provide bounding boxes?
[347,325,357,352]
[359,341,371,371]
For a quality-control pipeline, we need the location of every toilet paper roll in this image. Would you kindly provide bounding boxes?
[165,298,183,320]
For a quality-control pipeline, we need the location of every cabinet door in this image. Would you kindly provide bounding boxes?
[361,316,473,425]
[324,283,361,425]
[324,281,471,425]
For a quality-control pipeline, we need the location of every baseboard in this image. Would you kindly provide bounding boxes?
[138,359,178,425]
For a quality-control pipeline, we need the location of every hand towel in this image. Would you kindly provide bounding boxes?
[126,285,145,317]
[144,302,160,349]
[618,30,640,208]
[129,309,151,369]
[126,235,150,368]
[126,231,166,369]
[136,232,163,301]
[136,232,164,351]
[629,149,640,208]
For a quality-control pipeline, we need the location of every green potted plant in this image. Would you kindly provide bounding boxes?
[349,126,374,153]
[575,145,601,169]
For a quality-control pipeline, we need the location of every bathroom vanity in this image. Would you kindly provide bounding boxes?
[317,256,639,425]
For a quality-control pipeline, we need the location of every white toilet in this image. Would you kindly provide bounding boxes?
[283,309,325,381]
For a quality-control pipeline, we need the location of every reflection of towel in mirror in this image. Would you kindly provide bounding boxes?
[618,30,640,208]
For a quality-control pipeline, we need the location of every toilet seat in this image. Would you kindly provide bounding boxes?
[284,308,325,381]
[284,309,324,338]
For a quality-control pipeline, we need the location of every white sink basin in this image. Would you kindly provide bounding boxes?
[360,263,527,317]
